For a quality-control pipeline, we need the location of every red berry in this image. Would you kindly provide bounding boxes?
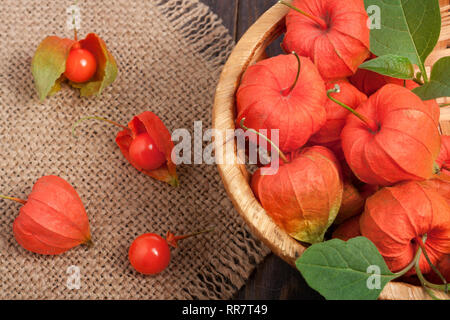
[128,233,171,275]
[129,133,166,171]
[64,47,97,83]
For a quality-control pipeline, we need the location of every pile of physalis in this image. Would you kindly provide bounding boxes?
[237,0,450,299]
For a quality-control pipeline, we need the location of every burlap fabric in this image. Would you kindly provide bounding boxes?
[0,0,270,299]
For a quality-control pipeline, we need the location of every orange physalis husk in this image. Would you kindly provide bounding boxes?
[310,80,367,146]
[360,181,450,275]
[436,136,450,175]
[282,0,370,80]
[251,146,343,244]
[69,33,118,97]
[349,55,440,127]
[334,181,365,225]
[341,84,441,186]
[236,54,327,153]
[420,172,450,207]
[116,111,179,187]
[12,176,92,255]
[332,215,361,242]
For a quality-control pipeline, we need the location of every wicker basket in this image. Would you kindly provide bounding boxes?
[213,0,450,300]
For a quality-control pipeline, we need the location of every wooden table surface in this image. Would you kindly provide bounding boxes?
[200,0,323,300]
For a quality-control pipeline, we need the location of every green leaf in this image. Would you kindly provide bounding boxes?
[364,0,441,72]
[31,36,75,101]
[71,33,118,97]
[359,54,414,79]
[296,237,397,300]
[48,75,65,97]
[413,57,450,100]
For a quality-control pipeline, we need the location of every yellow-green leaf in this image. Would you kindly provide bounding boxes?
[31,36,75,101]
[48,75,66,97]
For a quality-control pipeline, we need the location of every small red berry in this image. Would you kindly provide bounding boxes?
[64,46,97,83]
[129,133,166,171]
[128,233,171,275]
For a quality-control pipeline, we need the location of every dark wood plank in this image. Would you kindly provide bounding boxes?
[200,0,239,40]
[234,255,323,300]
[237,0,284,57]
[235,0,276,39]
[203,0,283,57]
[201,0,320,300]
